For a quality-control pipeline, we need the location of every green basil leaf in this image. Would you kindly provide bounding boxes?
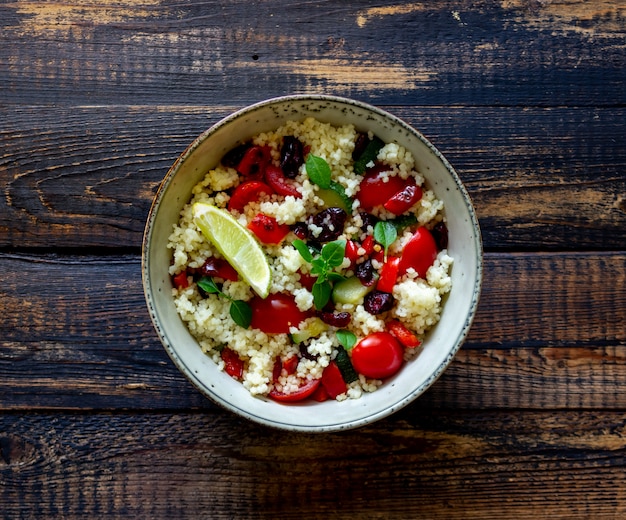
[312,280,332,310]
[374,221,397,255]
[305,154,332,189]
[230,300,252,329]
[197,276,221,294]
[326,272,347,283]
[336,330,357,351]
[293,239,313,263]
[321,240,346,267]
[353,136,384,174]
[388,214,417,232]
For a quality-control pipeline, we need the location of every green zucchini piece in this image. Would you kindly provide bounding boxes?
[332,276,373,305]
[335,346,358,383]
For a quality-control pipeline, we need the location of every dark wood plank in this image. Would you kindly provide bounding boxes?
[2,410,626,518]
[1,251,624,411]
[1,1,624,107]
[2,105,625,250]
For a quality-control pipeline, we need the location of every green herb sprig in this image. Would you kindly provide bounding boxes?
[373,220,398,260]
[293,239,346,310]
[197,277,252,328]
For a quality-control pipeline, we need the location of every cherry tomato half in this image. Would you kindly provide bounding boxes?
[236,145,271,179]
[351,331,404,379]
[356,165,409,211]
[228,180,273,212]
[250,293,311,334]
[247,213,290,244]
[268,378,321,402]
[398,227,438,279]
[383,182,422,215]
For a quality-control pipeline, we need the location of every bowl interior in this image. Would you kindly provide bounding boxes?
[142,95,482,432]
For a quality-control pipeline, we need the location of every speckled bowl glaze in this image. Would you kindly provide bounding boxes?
[142,95,482,432]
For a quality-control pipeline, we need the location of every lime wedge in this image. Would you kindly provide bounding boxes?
[192,202,271,298]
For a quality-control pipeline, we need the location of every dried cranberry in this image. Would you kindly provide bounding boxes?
[355,259,377,287]
[280,136,305,178]
[291,222,309,240]
[431,222,449,250]
[359,212,379,233]
[299,343,317,360]
[352,133,369,161]
[221,142,252,168]
[317,311,351,328]
[364,290,394,315]
[309,207,347,242]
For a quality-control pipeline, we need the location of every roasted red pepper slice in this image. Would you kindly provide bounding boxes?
[268,378,321,402]
[221,347,244,379]
[236,145,271,179]
[376,256,400,293]
[383,182,422,215]
[398,227,438,278]
[228,180,273,212]
[247,213,290,244]
[264,164,302,198]
[387,320,421,348]
[345,239,360,266]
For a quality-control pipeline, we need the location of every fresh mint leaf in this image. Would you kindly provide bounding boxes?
[230,300,252,329]
[353,136,384,174]
[321,240,346,267]
[336,330,357,351]
[374,221,397,257]
[305,154,332,189]
[293,239,313,263]
[198,277,220,294]
[312,279,332,310]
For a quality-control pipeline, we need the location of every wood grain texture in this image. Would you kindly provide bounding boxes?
[0,1,624,106]
[2,105,625,250]
[1,251,624,411]
[2,410,626,519]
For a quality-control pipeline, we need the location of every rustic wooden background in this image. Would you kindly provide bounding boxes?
[1,1,625,518]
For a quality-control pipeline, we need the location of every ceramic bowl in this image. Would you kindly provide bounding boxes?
[142,95,482,432]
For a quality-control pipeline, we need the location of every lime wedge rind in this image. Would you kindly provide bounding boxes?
[192,203,272,298]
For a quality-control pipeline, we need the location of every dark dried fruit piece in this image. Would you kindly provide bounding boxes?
[364,290,394,315]
[355,259,377,287]
[309,207,347,242]
[431,222,449,251]
[280,136,305,178]
[317,311,351,328]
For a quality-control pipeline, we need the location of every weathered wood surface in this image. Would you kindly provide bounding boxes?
[3,410,626,519]
[2,0,626,518]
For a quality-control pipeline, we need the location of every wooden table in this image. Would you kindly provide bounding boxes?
[2,1,625,518]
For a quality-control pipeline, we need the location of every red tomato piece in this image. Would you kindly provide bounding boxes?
[228,180,273,212]
[311,384,330,402]
[345,239,360,266]
[264,164,302,198]
[297,270,316,291]
[321,361,347,399]
[250,293,311,334]
[351,332,404,379]
[272,356,282,381]
[398,227,438,278]
[383,181,422,215]
[172,271,189,289]
[200,257,238,282]
[360,235,376,255]
[247,213,290,244]
[221,347,244,379]
[387,320,421,348]
[268,378,321,402]
[236,145,271,179]
[283,356,299,375]
[376,256,400,293]
[356,165,409,211]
